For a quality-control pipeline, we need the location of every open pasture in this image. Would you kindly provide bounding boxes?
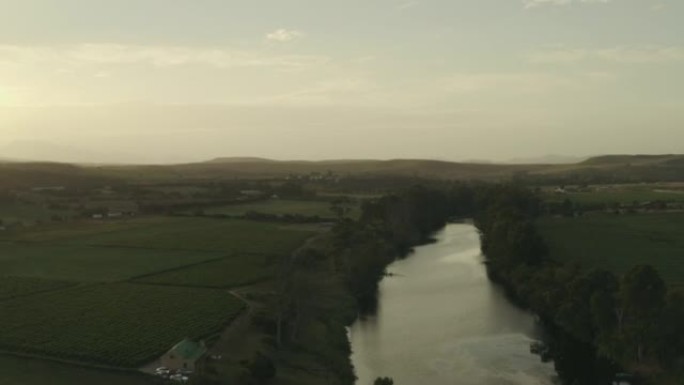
[538,213,684,286]
[0,283,245,367]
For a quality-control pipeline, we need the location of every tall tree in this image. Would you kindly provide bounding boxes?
[619,265,666,362]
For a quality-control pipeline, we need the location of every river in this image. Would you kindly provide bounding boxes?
[349,223,557,385]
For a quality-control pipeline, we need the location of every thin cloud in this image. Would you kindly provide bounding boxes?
[265,29,305,42]
[530,46,684,64]
[597,46,684,63]
[265,78,379,106]
[0,44,327,70]
[397,1,420,11]
[441,73,575,94]
[528,48,589,64]
[523,0,613,9]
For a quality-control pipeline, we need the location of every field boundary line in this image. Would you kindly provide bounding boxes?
[126,254,238,281]
[130,275,273,290]
[0,240,292,258]
[0,348,149,374]
[0,280,82,303]
[0,240,245,253]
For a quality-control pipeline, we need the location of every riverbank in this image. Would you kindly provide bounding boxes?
[474,184,684,384]
[193,186,455,384]
[293,188,457,384]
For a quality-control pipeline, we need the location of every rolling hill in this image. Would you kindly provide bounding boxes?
[0,155,682,189]
[0,162,117,190]
[95,154,684,184]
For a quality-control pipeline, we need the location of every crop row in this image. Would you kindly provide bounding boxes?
[1,217,315,255]
[0,276,75,300]
[136,254,274,288]
[0,283,245,367]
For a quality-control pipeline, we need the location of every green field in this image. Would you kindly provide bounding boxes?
[0,283,245,367]
[538,213,684,286]
[0,276,74,300]
[137,254,274,288]
[0,202,73,225]
[202,199,358,219]
[0,216,314,369]
[1,217,314,255]
[0,355,153,385]
[544,188,684,205]
[0,243,224,281]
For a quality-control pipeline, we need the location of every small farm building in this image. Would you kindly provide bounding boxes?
[160,339,207,372]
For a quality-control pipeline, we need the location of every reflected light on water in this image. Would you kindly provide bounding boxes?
[349,224,556,385]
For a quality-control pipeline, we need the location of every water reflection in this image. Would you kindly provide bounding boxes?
[349,224,556,385]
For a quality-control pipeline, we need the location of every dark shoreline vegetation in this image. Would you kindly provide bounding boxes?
[474,184,684,385]
[202,185,472,385]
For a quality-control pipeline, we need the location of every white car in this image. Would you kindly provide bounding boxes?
[169,374,189,382]
[154,367,170,376]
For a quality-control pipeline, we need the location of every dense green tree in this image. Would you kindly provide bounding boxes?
[653,290,684,367]
[329,197,354,220]
[374,377,394,385]
[619,265,666,361]
[557,270,618,343]
[248,352,276,384]
[561,198,574,217]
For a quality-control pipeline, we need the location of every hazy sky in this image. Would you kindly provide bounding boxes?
[0,0,682,163]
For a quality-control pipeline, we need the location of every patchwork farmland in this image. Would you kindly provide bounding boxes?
[0,216,315,369]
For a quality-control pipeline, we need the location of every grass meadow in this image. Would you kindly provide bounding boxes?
[543,186,684,206]
[0,202,73,225]
[538,213,684,286]
[201,199,360,219]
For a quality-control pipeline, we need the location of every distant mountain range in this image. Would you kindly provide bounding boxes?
[207,157,278,164]
[1,141,587,166]
[506,155,589,165]
[94,154,684,185]
[0,140,160,165]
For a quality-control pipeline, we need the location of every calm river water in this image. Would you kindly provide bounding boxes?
[349,223,557,385]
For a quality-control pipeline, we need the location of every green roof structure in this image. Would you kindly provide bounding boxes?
[170,338,207,361]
